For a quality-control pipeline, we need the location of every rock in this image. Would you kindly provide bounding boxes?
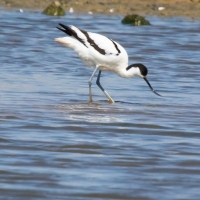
[121,14,150,26]
[69,7,74,13]
[42,1,65,16]
[158,7,166,11]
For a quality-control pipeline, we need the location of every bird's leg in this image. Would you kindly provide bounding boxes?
[96,71,115,103]
[88,65,99,103]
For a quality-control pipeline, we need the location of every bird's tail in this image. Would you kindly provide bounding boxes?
[56,24,88,48]
[56,23,73,36]
[55,37,76,49]
[55,24,75,47]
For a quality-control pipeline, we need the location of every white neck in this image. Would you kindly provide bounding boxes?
[116,66,141,78]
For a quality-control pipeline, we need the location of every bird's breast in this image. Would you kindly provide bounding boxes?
[98,65,112,71]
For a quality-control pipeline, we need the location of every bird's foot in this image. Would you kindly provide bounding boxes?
[89,96,93,104]
[108,99,115,104]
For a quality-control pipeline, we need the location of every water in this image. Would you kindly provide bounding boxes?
[0,9,200,200]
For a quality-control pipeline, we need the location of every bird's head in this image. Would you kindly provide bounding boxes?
[127,63,162,96]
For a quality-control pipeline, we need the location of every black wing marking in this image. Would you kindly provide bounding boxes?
[57,23,87,47]
[80,29,106,55]
[109,39,121,55]
[57,24,110,55]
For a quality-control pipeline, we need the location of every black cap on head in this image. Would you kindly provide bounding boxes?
[136,63,148,76]
[126,63,162,97]
[126,63,148,76]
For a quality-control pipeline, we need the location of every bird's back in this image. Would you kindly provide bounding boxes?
[55,25,128,71]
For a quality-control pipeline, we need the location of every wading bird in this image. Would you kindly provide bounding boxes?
[55,24,161,103]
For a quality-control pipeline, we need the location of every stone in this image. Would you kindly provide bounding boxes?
[42,1,65,16]
[121,14,151,26]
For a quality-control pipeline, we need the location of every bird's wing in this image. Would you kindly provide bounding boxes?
[86,32,122,56]
[57,24,88,48]
[57,24,122,56]
[70,26,122,56]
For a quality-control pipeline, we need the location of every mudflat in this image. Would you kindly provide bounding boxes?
[1,0,200,18]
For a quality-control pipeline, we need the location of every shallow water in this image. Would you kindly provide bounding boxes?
[0,9,200,200]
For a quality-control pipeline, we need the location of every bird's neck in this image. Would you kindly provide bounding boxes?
[116,65,140,78]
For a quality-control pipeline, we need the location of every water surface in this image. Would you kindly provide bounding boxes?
[0,10,200,200]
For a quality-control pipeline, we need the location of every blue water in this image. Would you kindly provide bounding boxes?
[0,9,200,200]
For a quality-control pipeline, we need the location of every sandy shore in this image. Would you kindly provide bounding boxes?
[1,0,200,18]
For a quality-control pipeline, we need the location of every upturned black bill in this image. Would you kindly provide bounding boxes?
[143,77,162,97]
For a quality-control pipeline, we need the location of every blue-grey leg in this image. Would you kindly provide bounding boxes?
[96,70,115,103]
[88,65,99,103]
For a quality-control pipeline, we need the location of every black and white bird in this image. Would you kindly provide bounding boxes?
[55,23,161,103]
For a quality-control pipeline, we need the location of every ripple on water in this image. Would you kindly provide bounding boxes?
[0,11,200,200]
